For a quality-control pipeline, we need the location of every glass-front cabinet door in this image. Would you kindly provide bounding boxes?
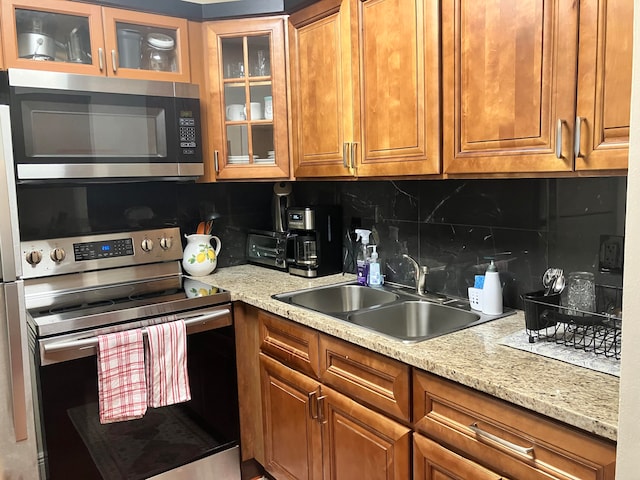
[102,8,190,82]
[1,0,106,75]
[0,1,190,81]
[204,17,289,181]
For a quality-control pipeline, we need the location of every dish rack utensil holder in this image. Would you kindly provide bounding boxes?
[523,295,621,360]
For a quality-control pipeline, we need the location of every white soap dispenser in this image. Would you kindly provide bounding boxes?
[367,245,383,286]
[482,260,503,315]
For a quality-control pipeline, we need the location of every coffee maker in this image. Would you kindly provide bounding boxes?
[286,206,342,278]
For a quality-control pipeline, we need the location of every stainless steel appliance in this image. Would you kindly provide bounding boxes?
[23,227,241,479]
[286,206,342,278]
[0,104,39,478]
[246,230,288,271]
[3,68,203,182]
[272,181,292,233]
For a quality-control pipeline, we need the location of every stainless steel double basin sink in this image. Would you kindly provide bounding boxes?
[273,282,513,344]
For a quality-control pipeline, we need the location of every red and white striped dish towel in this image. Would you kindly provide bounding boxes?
[145,319,191,408]
[97,329,147,424]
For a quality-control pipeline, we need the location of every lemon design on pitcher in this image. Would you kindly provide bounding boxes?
[187,242,216,265]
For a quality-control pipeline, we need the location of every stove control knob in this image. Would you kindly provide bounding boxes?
[141,238,154,252]
[26,250,42,265]
[159,237,173,250]
[50,248,66,263]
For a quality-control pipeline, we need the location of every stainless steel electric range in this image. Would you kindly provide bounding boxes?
[22,227,241,480]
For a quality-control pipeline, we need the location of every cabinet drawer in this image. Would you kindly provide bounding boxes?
[413,370,616,480]
[259,311,320,379]
[319,335,410,422]
[414,432,507,480]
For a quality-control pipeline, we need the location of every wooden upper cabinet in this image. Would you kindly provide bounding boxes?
[575,0,633,171]
[443,0,578,174]
[443,0,633,175]
[1,0,190,81]
[1,0,106,75]
[101,8,190,82]
[203,16,290,181]
[289,0,440,178]
[357,0,440,177]
[288,0,358,178]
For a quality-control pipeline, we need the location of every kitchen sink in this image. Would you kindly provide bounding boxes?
[347,301,481,342]
[273,282,514,344]
[276,284,399,313]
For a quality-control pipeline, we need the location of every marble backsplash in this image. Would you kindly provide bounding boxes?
[16,176,626,310]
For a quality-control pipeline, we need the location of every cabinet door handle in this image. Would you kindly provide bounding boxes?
[317,395,327,424]
[343,143,349,168]
[308,390,318,420]
[214,150,219,173]
[574,116,584,158]
[98,48,105,72]
[469,422,534,456]
[555,119,564,159]
[350,142,358,170]
[111,50,118,73]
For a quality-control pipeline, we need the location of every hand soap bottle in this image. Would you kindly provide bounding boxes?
[482,260,503,315]
[354,229,372,285]
[367,245,383,286]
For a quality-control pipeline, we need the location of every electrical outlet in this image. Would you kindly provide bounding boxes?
[599,235,624,273]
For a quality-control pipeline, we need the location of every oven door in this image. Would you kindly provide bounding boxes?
[6,68,203,182]
[31,305,240,480]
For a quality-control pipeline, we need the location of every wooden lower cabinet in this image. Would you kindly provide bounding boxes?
[260,353,323,480]
[414,433,506,480]
[413,370,616,480]
[260,353,411,480]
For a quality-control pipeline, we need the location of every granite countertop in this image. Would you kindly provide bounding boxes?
[195,264,619,442]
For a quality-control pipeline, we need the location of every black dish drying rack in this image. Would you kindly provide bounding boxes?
[523,295,621,360]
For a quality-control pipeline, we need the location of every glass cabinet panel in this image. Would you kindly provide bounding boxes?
[221,34,274,165]
[15,8,92,64]
[115,22,178,72]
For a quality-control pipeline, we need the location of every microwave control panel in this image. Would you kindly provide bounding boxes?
[178,110,197,155]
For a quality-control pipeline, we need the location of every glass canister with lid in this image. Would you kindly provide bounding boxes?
[142,33,176,72]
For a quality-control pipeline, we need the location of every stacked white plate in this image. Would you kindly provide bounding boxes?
[267,150,275,161]
[228,155,249,164]
[254,157,275,164]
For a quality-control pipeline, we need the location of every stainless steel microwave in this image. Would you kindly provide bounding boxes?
[2,68,203,183]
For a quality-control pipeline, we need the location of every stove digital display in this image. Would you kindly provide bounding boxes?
[73,238,134,261]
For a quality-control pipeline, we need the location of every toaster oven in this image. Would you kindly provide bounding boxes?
[246,230,288,271]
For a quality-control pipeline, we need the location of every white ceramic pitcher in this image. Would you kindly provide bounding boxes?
[182,234,222,277]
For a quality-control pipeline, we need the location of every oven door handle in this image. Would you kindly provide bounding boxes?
[42,307,232,355]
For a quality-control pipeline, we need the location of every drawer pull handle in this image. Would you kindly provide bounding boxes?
[469,423,534,456]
